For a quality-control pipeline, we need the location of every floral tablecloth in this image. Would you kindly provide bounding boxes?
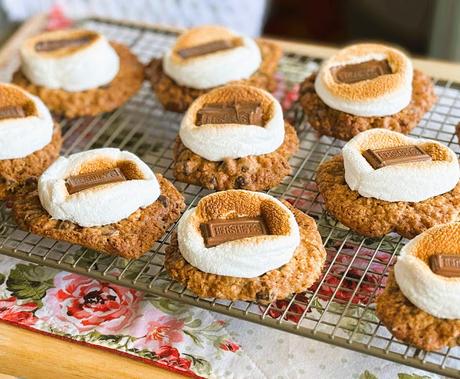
[0,254,444,379]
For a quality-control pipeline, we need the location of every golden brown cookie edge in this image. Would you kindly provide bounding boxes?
[173,122,299,191]
[299,69,437,141]
[164,201,326,302]
[12,42,144,118]
[12,174,185,258]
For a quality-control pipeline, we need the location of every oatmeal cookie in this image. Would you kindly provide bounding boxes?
[174,123,299,191]
[316,155,460,238]
[376,272,460,351]
[12,42,144,118]
[164,201,326,302]
[299,70,436,141]
[0,124,62,200]
[12,174,185,258]
[145,40,282,112]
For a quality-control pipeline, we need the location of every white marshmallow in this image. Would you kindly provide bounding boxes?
[179,89,284,161]
[0,84,53,160]
[177,192,300,278]
[38,148,160,227]
[395,225,460,319]
[20,31,119,92]
[163,36,261,89]
[315,47,413,117]
[343,129,460,202]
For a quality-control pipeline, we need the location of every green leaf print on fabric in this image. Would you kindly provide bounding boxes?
[397,373,432,379]
[6,264,56,300]
[185,353,212,377]
[359,370,379,379]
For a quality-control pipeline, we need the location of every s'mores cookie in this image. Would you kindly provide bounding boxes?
[145,25,282,112]
[376,223,460,351]
[12,29,144,118]
[174,84,299,191]
[12,148,185,258]
[300,43,436,141]
[0,83,61,199]
[316,129,460,238]
[165,190,326,301]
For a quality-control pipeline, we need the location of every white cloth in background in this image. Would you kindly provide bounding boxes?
[1,0,268,36]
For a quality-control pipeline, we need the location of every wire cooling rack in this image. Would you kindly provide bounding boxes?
[1,17,460,377]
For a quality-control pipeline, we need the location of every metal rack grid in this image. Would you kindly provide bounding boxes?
[1,17,460,377]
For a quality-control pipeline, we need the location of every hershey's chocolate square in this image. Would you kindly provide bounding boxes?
[66,167,126,195]
[0,106,26,120]
[331,59,392,84]
[429,255,460,277]
[35,36,92,52]
[196,102,263,126]
[362,145,431,169]
[177,39,237,59]
[200,216,269,248]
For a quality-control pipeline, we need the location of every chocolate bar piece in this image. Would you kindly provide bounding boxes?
[429,255,460,277]
[35,36,92,52]
[0,106,26,120]
[362,145,431,169]
[177,39,238,59]
[196,102,263,126]
[66,168,126,195]
[331,59,392,84]
[200,216,269,248]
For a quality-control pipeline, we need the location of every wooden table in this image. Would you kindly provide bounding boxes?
[0,13,459,379]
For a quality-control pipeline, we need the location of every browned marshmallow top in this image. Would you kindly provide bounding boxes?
[24,29,99,58]
[171,26,243,63]
[319,43,411,102]
[0,84,37,119]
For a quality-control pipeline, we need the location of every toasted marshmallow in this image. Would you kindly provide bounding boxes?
[38,148,160,227]
[163,26,261,89]
[20,29,120,92]
[394,223,460,319]
[315,43,413,116]
[179,84,284,161]
[177,190,300,278]
[343,129,460,202]
[0,83,53,160]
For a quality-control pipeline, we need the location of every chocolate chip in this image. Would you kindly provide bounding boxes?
[0,177,6,184]
[235,176,247,189]
[256,291,271,301]
[208,176,217,188]
[24,177,37,186]
[158,195,169,208]
[57,220,74,230]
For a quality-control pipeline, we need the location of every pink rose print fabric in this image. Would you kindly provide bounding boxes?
[36,273,142,335]
[0,260,240,378]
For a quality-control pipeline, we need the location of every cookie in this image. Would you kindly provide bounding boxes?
[174,84,299,191]
[0,82,62,199]
[146,38,281,113]
[165,191,326,302]
[376,272,460,351]
[13,41,143,118]
[376,222,460,351]
[316,154,460,238]
[0,124,62,199]
[299,43,436,141]
[174,122,298,190]
[12,174,184,259]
